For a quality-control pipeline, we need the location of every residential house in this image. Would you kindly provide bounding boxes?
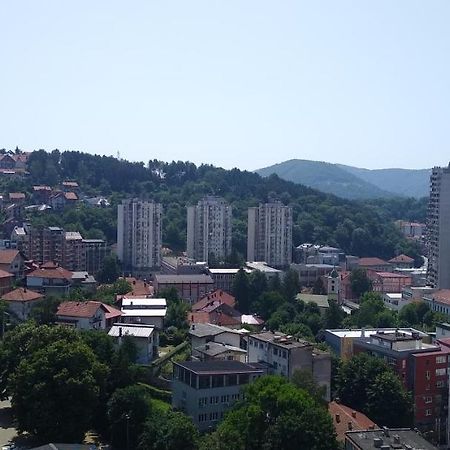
[193,342,247,363]
[192,290,236,311]
[247,331,331,400]
[108,323,158,363]
[32,185,52,203]
[189,323,245,355]
[49,191,67,210]
[329,401,377,443]
[367,270,412,294]
[0,249,25,278]
[290,263,334,287]
[2,287,44,320]
[26,262,73,296]
[0,269,13,295]
[8,192,26,204]
[71,271,97,293]
[389,254,415,269]
[84,196,110,208]
[61,181,80,193]
[64,191,78,206]
[121,297,167,328]
[357,257,392,273]
[153,274,214,304]
[56,301,121,330]
[172,360,264,431]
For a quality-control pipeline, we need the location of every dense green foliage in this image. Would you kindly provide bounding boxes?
[22,150,422,260]
[335,353,413,427]
[208,376,339,450]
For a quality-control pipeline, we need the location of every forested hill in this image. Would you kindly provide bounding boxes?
[8,150,421,261]
[256,159,430,199]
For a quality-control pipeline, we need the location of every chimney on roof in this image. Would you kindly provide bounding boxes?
[24,287,27,292]
[347,422,352,430]
[192,324,196,330]
[335,414,340,423]
[351,411,356,418]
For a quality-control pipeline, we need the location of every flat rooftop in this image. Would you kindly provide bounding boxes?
[250,331,312,349]
[325,328,427,339]
[175,360,263,375]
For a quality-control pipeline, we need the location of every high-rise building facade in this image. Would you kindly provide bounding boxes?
[117,199,162,273]
[427,165,450,288]
[247,201,293,268]
[186,196,232,264]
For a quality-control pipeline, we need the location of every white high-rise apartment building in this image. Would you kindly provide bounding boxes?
[427,165,450,289]
[117,199,162,273]
[247,201,293,268]
[186,196,232,264]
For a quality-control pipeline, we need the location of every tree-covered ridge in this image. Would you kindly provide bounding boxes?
[19,149,421,259]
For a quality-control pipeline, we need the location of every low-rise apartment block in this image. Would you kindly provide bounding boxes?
[247,331,331,401]
[172,360,264,431]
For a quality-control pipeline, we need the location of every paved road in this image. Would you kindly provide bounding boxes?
[0,399,17,446]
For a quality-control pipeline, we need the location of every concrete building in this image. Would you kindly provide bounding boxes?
[64,232,86,271]
[172,360,264,431]
[427,165,450,289]
[247,331,331,401]
[153,273,214,304]
[187,196,232,264]
[423,290,450,316]
[189,323,245,354]
[83,239,107,274]
[109,323,158,363]
[247,202,292,268]
[194,342,247,363]
[345,428,437,450]
[117,198,162,274]
[353,330,450,435]
[120,297,167,329]
[2,287,44,320]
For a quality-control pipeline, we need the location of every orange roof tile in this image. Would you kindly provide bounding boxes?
[57,301,103,318]
[329,401,377,442]
[64,192,78,200]
[28,265,73,280]
[0,249,21,264]
[2,287,43,302]
[389,254,414,264]
[192,290,236,312]
[358,257,390,267]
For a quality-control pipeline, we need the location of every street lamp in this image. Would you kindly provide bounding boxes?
[125,413,130,450]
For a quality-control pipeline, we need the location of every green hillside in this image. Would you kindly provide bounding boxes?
[255,159,396,199]
[2,149,421,262]
[256,159,430,199]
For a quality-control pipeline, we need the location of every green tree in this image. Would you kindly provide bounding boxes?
[291,369,327,406]
[212,376,339,450]
[10,339,107,442]
[367,371,413,427]
[282,269,301,301]
[254,291,285,320]
[98,254,121,283]
[232,268,251,314]
[312,277,326,295]
[107,384,152,450]
[138,410,199,450]
[323,299,345,329]
[350,268,372,298]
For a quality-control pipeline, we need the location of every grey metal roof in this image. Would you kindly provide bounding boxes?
[189,323,239,338]
[154,274,213,283]
[108,323,154,338]
[195,341,246,357]
[175,360,263,375]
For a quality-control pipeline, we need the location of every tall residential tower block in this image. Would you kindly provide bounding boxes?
[187,196,232,264]
[247,201,293,268]
[427,165,450,289]
[117,199,162,273]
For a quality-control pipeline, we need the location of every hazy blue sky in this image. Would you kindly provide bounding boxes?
[1,1,449,170]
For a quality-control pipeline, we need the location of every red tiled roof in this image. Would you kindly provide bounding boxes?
[28,265,73,280]
[192,290,236,312]
[64,192,78,200]
[102,303,122,320]
[123,277,153,296]
[2,287,43,302]
[430,290,450,305]
[358,257,390,267]
[0,269,13,279]
[0,249,20,264]
[373,271,411,279]
[57,301,103,318]
[329,401,377,442]
[389,254,414,264]
[8,192,25,199]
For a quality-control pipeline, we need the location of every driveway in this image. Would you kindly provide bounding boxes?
[0,399,17,446]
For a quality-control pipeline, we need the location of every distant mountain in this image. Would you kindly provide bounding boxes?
[256,159,430,199]
[336,165,430,199]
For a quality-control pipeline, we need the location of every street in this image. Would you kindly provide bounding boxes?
[0,399,17,446]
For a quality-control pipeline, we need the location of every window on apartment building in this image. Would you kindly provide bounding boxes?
[210,396,219,404]
[436,356,447,364]
[425,396,433,404]
[425,409,432,417]
[232,393,240,401]
[198,397,208,407]
[436,380,445,388]
[259,342,264,349]
[225,374,237,386]
[426,370,431,380]
[282,350,287,359]
[209,412,219,421]
[221,395,230,403]
[436,368,447,377]
[273,348,278,356]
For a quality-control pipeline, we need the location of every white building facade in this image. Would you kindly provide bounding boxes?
[117,199,162,273]
[247,202,293,268]
[187,196,232,264]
